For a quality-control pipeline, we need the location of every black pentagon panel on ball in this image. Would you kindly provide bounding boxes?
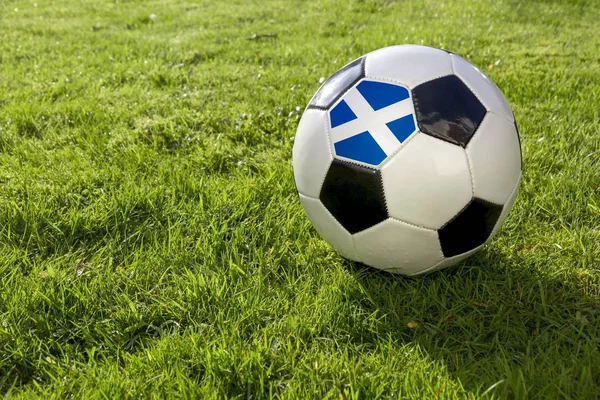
[308,57,365,110]
[319,159,387,234]
[412,75,487,147]
[438,198,503,257]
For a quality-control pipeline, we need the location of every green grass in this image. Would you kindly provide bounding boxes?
[0,0,599,398]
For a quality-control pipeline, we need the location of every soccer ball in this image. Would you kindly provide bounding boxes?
[292,45,521,276]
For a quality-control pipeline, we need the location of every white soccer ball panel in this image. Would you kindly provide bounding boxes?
[450,54,514,121]
[381,133,473,229]
[490,179,520,238]
[353,218,443,275]
[365,45,453,88]
[298,194,359,261]
[292,109,333,198]
[467,113,522,205]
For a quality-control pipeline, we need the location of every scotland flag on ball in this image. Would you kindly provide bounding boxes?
[329,80,416,166]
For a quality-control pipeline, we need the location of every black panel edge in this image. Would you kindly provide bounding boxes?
[308,56,366,110]
[473,196,504,237]
[306,105,329,111]
[439,197,474,231]
[375,167,389,216]
[438,196,503,238]
[514,120,523,170]
[329,156,376,171]
[418,127,465,148]
[473,196,504,208]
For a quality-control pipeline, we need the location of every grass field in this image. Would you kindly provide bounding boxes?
[1,0,599,398]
